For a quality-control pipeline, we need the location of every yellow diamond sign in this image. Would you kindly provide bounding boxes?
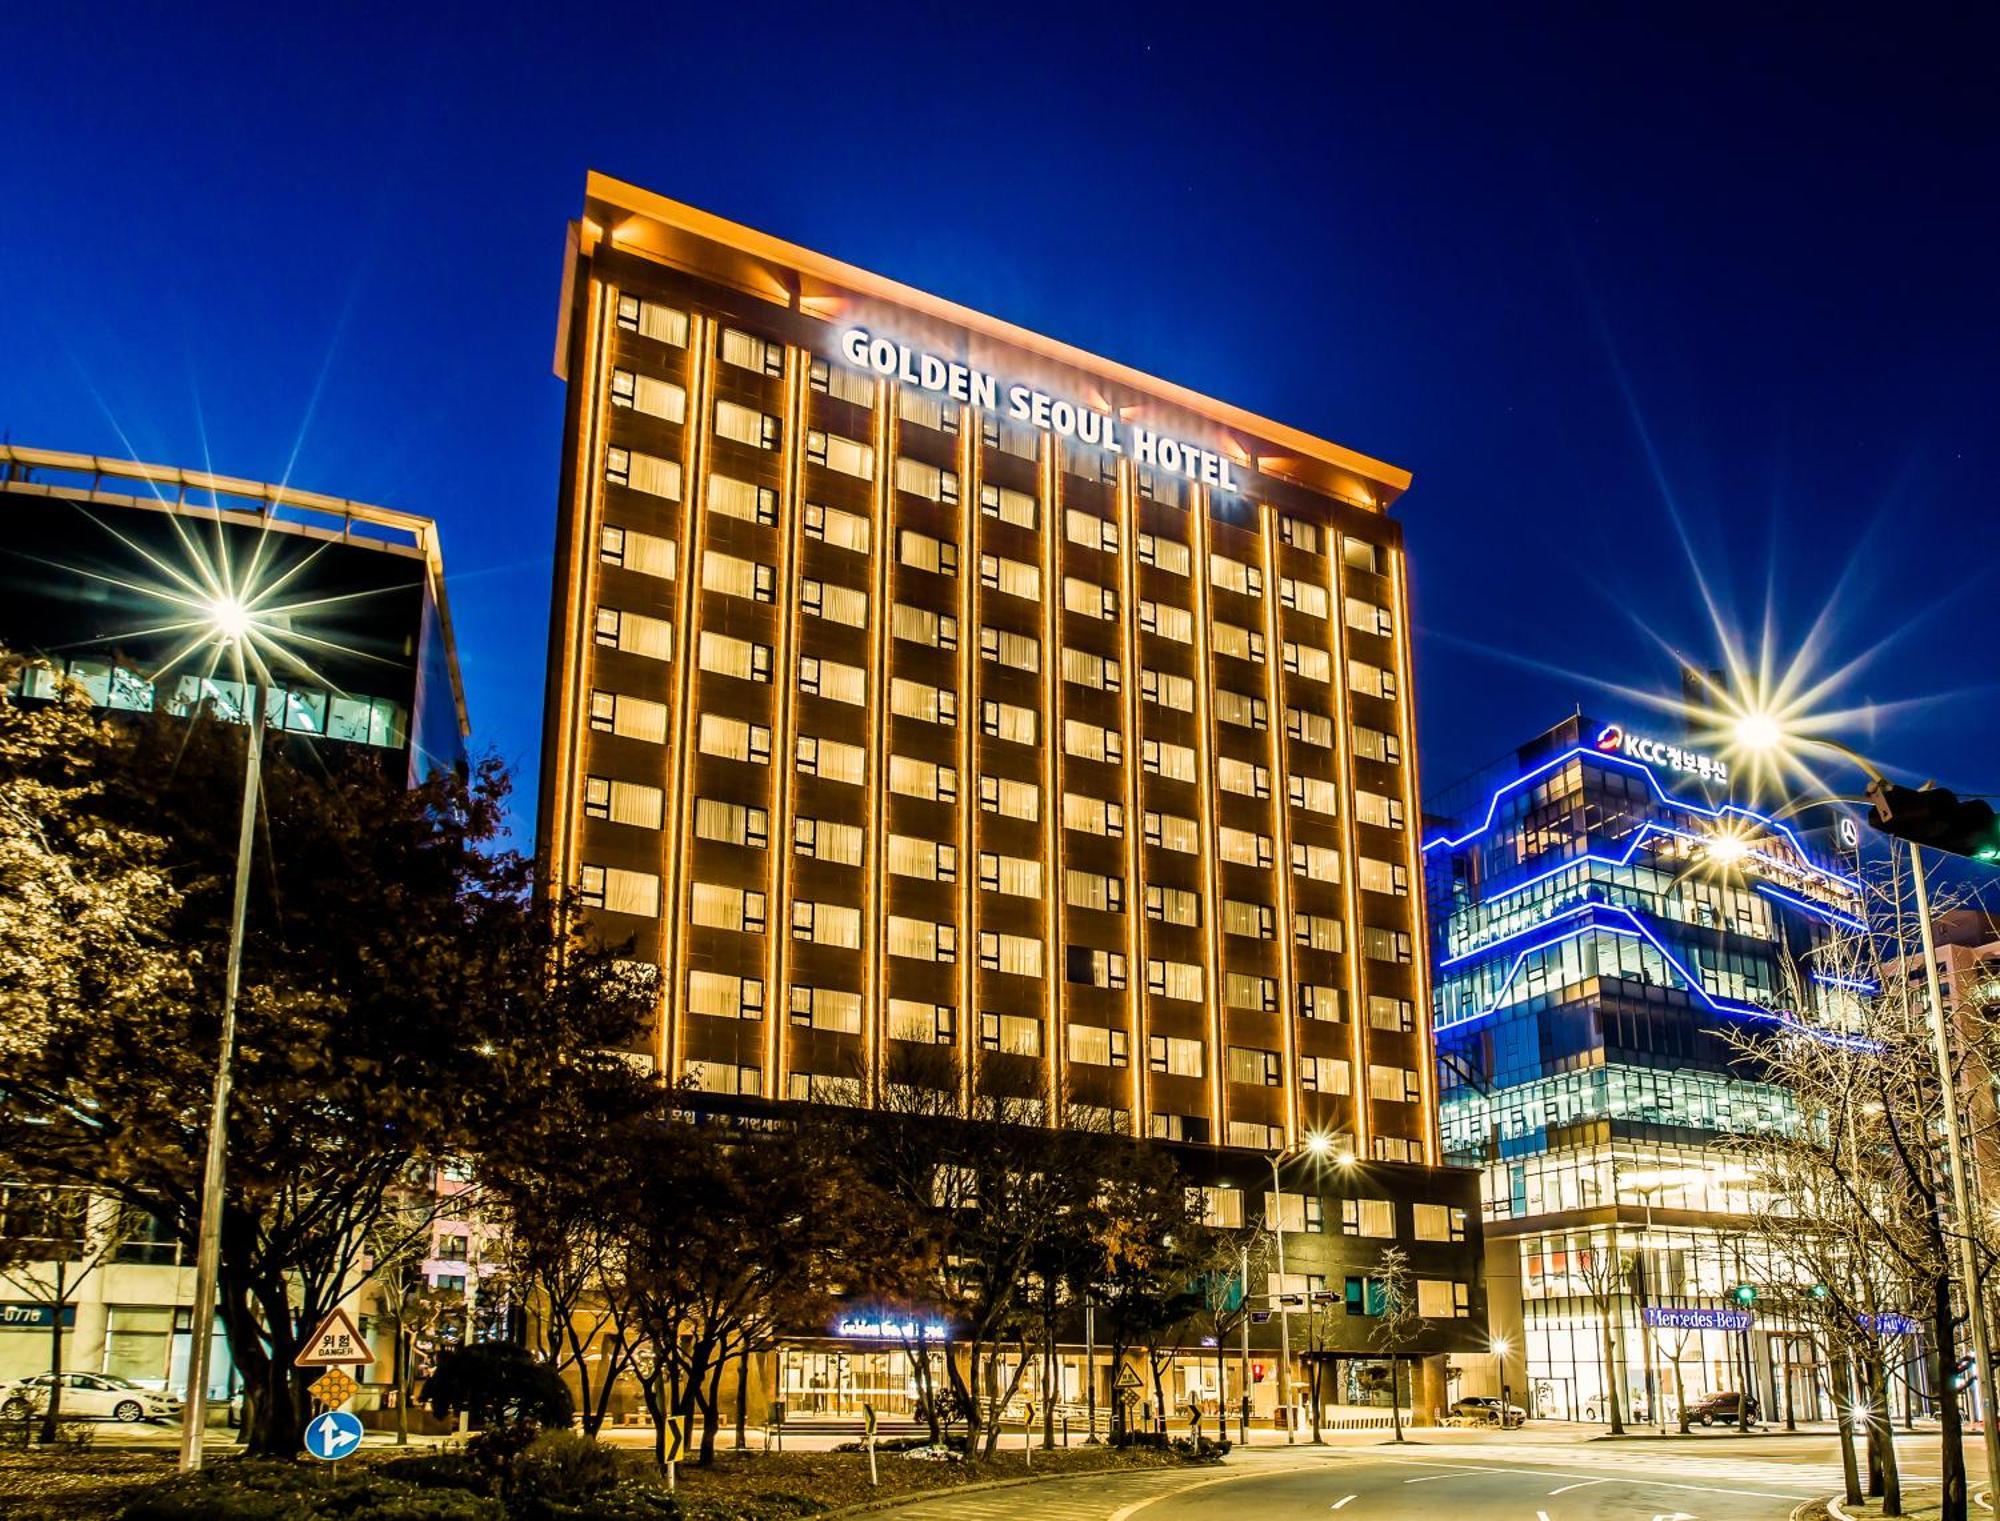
[311,1368,358,1410]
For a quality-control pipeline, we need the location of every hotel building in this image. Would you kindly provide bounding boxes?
[1426,712,1870,1424]
[536,174,1485,1422]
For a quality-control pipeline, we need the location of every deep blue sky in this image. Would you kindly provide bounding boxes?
[4,5,1995,843]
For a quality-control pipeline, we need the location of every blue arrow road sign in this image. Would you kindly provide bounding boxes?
[305,1409,364,1461]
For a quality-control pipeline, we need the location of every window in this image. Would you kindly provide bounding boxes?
[895,456,961,505]
[615,294,688,345]
[1289,775,1339,817]
[1345,597,1393,637]
[888,916,958,963]
[809,355,874,407]
[709,473,776,525]
[689,971,765,1021]
[1292,842,1341,882]
[1141,668,1194,709]
[1300,1055,1351,1094]
[980,553,1040,602]
[1294,914,1345,953]
[892,602,959,651]
[1063,576,1118,619]
[702,551,777,603]
[1063,792,1124,837]
[1192,1186,1244,1228]
[794,817,865,866]
[584,776,665,829]
[1363,926,1413,964]
[979,483,1037,530]
[979,626,1040,673]
[891,677,957,727]
[799,655,866,705]
[605,446,683,501]
[1342,537,1382,574]
[790,985,864,1033]
[719,326,782,375]
[1368,1063,1421,1102]
[1141,737,1197,782]
[897,389,958,433]
[1414,1204,1468,1243]
[888,755,958,803]
[1148,1034,1204,1077]
[1217,758,1271,799]
[979,1011,1043,1055]
[1218,827,1273,868]
[590,690,667,743]
[978,931,1043,978]
[1341,1198,1396,1238]
[1066,509,1118,553]
[1137,533,1190,575]
[981,699,1038,746]
[715,399,780,450]
[1214,689,1268,730]
[578,865,661,918]
[1278,514,1320,553]
[595,606,674,661]
[1369,994,1415,1032]
[1213,621,1265,664]
[791,901,862,948]
[1136,468,1183,506]
[1064,868,1124,914]
[1068,1024,1131,1068]
[808,429,875,479]
[1356,791,1406,831]
[689,881,765,933]
[1062,648,1120,692]
[1066,945,1129,989]
[787,1071,864,1105]
[1144,884,1200,927]
[1286,707,1333,748]
[1298,984,1343,1022]
[1146,959,1203,1002]
[1223,899,1276,940]
[1262,1190,1322,1233]
[982,415,1039,459]
[1280,576,1329,619]
[888,998,955,1044]
[898,529,958,576]
[1360,857,1410,896]
[1151,1112,1203,1142]
[600,524,676,579]
[796,734,866,785]
[694,798,770,849]
[978,852,1042,898]
[1225,972,1278,1012]
[1143,811,1199,854]
[689,1061,762,1097]
[1283,641,1332,682]
[697,712,771,764]
[1063,719,1122,765]
[610,368,687,424]
[979,775,1040,821]
[1139,600,1193,644]
[697,630,772,683]
[1353,725,1402,764]
[1228,1045,1282,1086]
[1417,1280,1471,1319]
[1348,659,1397,700]
[1229,1120,1281,1150]
[804,500,871,552]
[887,833,958,881]
[801,579,868,627]
[1209,552,1263,598]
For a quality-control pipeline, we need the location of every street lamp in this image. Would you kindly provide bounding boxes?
[1491,1335,1512,1424]
[1267,1130,1335,1445]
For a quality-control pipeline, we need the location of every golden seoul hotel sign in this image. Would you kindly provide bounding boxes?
[839,326,1243,492]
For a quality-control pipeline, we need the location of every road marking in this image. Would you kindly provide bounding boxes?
[1548,1480,1608,1495]
[1367,1456,1820,1502]
[1332,1497,1357,1511]
[1105,1464,1320,1521]
[1536,1510,1553,1521]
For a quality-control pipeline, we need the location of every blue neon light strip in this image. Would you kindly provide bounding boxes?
[1485,818,1841,908]
[1423,745,1859,897]
[1752,881,1867,933]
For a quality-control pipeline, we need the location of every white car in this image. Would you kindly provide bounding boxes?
[0,1372,183,1423]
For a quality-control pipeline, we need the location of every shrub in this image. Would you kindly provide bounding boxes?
[511,1429,621,1514]
[117,1459,507,1520]
[423,1343,573,1431]
[1168,1434,1231,1463]
[376,1451,490,1494]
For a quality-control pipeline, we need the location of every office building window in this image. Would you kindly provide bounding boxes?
[804,500,871,552]
[1066,945,1128,989]
[691,882,767,934]
[1063,792,1124,838]
[719,326,783,375]
[977,931,1044,978]
[979,1011,1043,1055]
[589,690,668,743]
[697,630,772,683]
[1225,972,1278,1012]
[610,368,687,424]
[791,901,862,948]
[887,998,955,1044]
[795,817,865,866]
[615,294,688,345]
[709,473,776,526]
[693,797,769,849]
[584,776,665,829]
[898,528,958,576]
[605,446,682,501]
[715,399,780,451]
[600,524,676,579]
[697,712,771,764]
[688,970,765,1021]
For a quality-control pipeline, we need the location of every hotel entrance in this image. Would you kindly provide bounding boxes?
[779,1344,944,1419]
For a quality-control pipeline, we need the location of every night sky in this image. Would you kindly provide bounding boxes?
[4,5,1995,845]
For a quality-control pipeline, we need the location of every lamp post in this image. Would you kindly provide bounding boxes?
[1266,1131,1334,1445]
[1491,1335,1512,1425]
[178,600,267,1473]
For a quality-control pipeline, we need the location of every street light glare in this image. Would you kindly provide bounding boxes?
[204,595,254,643]
[1305,1130,1333,1157]
[1491,1336,1511,1357]
[1734,711,1783,753]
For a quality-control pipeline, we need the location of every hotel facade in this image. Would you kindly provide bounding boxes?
[536,174,1485,1424]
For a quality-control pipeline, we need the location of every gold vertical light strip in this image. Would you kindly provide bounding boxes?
[863,381,896,1107]
[662,314,718,1086]
[554,278,611,914]
[1039,442,1063,1119]
[766,350,809,1097]
[1115,463,1146,1138]
[1386,541,1439,1165]
[1186,486,1228,1140]
[1321,525,1371,1158]
[1254,504,1300,1144]
[956,414,978,1113]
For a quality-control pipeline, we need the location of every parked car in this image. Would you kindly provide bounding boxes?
[1450,1395,1527,1426]
[0,1372,183,1423]
[1685,1390,1759,1426]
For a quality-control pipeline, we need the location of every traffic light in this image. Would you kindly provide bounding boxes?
[1867,780,2000,864]
[1732,1283,1759,1307]
[1808,1283,1829,1301]
[1951,1354,1977,1391]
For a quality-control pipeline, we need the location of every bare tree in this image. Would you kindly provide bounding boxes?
[1572,1230,1630,1434]
[0,1189,143,1442]
[1371,1244,1421,1442]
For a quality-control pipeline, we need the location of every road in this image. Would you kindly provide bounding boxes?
[886,1430,1943,1521]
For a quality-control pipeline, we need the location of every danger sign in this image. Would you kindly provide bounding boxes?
[295,1308,371,1368]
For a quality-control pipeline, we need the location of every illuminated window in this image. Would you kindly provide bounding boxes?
[888,998,956,1043]
[890,677,956,727]
[615,294,687,346]
[1137,533,1190,575]
[1193,1186,1244,1228]
[1417,1280,1471,1319]
[1298,984,1343,1022]
[605,446,681,501]
[795,817,864,866]
[709,473,775,525]
[801,579,867,627]
[1143,811,1199,854]
[1148,1034,1204,1077]
[898,529,958,577]
[689,1061,762,1096]
[1368,994,1415,1032]
[791,901,862,948]
[1217,758,1270,800]
[600,524,675,579]
[1278,514,1319,554]
[1345,597,1393,638]
[1414,1204,1467,1244]
[790,985,863,1033]
[697,712,770,764]
[979,483,1037,530]
[1136,468,1183,506]
[688,970,764,1021]
[589,690,667,743]
[1286,708,1333,748]
[578,864,660,918]
[979,1011,1043,1054]
[1289,775,1338,817]
[981,416,1038,460]
[1066,945,1128,988]
[1214,689,1267,731]
[585,776,665,830]
[1362,927,1413,964]
[1062,792,1124,838]
[1223,900,1276,940]
[978,852,1042,898]
[697,631,772,683]
[1219,827,1274,869]
[979,626,1040,673]
[1280,577,1329,619]
[719,326,782,376]
[610,368,687,424]
[1341,1198,1395,1237]
[691,881,766,934]
[1292,842,1341,882]
[888,916,958,963]
[1356,791,1406,831]
[1213,621,1265,664]
[1063,576,1118,619]
[694,798,769,849]
[1139,600,1193,644]
[978,775,1039,821]
[1283,641,1331,682]
[887,834,957,881]
[897,389,958,433]
[1064,868,1123,914]
[981,699,1038,746]
[807,429,874,479]
[1065,509,1118,554]
[980,553,1040,602]
[1342,537,1382,574]
[896,456,960,505]
[1140,668,1194,709]
[1225,972,1278,1012]
[1147,959,1203,1002]
[1209,552,1263,598]
[1352,725,1401,764]
[796,734,865,786]
[701,551,776,604]
[1141,738,1197,782]
[799,655,866,706]
[978,932,1043,978]
[1068,1024,1130,1068]
[1359,857,1410,896]
[1368,1064,1420,1103]
[892,602,959,651]
[804,500,870,552]
[594,606,673,661]
[715,399,779,451]
[1348,659,1397,701]
[809,355,873,407]
[1294,914,1345,953]
[1144,885,1200,927]
[1300,1055,1350,1094]
[1063,719,1122,765]
[888,755,958,803]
